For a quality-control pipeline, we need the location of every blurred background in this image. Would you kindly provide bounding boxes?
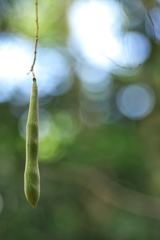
[1,0,160,239]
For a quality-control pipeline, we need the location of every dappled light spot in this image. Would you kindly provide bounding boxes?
[0,34,31,103]
[39,137,60,162]
[0,33,31,83]
[39,111,81,162]
[0,33,73,105]
[19,109,81,162]
[67,0,123,70]
[79,107,105,127]
[39,109,52,138]
[0,81,12,103]
[36,48,73,97]
[116,84,156,120]
[113,32,151,71]
[75,63,111,93]
[79,89,109,113]
[67,0,151,75]
[78,82,122,125]
[53,111,81,140]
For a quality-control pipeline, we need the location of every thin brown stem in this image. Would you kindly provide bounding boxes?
[29,0,39,80]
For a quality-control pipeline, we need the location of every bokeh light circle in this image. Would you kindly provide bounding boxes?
[116,84,156,119]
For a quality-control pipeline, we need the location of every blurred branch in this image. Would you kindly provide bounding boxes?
[48,162,160,221]
[142,0,158,44]
[101,53,141,70]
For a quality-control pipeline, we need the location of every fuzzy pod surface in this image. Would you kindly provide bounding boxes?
[24,79,40,208]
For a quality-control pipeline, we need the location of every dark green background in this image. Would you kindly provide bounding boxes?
[0,0,160,239]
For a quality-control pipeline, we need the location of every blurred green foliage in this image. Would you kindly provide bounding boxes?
[1,0,160,240]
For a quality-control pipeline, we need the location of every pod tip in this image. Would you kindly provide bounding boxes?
[30,202,37,209]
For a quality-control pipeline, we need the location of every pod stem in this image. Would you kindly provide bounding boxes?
[29,0,39,80]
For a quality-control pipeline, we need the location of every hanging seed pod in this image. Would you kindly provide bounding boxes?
[24,78,40,208]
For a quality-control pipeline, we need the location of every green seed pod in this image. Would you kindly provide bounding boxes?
[24,78,40,209]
